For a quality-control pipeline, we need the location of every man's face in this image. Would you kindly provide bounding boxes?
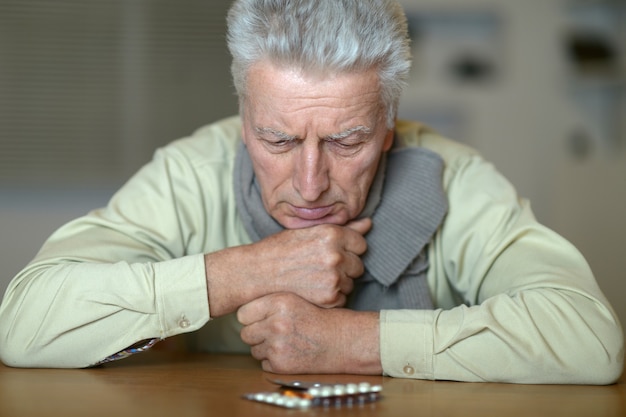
[241,60,394,229]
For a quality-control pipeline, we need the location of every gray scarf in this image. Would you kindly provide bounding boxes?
[233,140,447,311]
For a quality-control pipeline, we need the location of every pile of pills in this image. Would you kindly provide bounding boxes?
[243,381,383,409]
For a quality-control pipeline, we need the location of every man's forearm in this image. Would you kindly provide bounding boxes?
[204,245,260,318]
[204,222,370,318]
[336,309,382,375]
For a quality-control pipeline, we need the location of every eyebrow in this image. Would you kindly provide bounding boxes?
[254,125,372,141]
[325,125,371,141]
[254,127,298,141]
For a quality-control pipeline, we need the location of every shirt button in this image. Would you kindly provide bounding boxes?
[403,365,415,375]
[178,316,190,329]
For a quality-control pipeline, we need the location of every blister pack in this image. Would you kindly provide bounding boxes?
[243,379,383,409]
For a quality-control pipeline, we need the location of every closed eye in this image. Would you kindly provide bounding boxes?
[254,127,299,152]
[324,125,371,155]
[324,137,366,156]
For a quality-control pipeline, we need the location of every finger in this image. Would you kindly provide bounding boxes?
[338,275,354,294]
[346,217,372,235]
[236,303,254,326]
[240,322,266,346]
[322,291,347,309]
[342,223,370,256]
[237,297,270,326]
[261,359,273,373]
[250,342,269,362]
[343,251,365,278]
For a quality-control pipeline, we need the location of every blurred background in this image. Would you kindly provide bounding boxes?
[0,0,625,333]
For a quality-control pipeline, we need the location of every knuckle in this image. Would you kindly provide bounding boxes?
[270,317,290,335]
[324,251,343,268]
[273,292,296,310]
[319,224,341,241]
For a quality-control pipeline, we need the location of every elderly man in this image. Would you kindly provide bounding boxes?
[0,0,623,384]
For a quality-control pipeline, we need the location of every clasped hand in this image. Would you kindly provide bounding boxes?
[234,218,375,373]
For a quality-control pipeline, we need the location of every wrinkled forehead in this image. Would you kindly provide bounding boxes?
[242,61,386,129]
[240,59,384,111]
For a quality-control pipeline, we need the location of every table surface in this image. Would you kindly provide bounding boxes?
[0,351,624,417]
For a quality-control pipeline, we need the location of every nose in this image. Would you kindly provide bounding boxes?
[293,141,330,202]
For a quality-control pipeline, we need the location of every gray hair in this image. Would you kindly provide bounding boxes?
[226,0,412,128]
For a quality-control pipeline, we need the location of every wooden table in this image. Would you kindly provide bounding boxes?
[0,352,624,417]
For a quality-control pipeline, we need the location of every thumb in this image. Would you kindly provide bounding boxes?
[346,217,372,235]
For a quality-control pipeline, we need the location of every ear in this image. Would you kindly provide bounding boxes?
[382,128,394,152]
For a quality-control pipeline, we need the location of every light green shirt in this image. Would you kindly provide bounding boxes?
[0,116,622,383]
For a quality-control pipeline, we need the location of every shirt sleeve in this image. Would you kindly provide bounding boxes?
[0,144,216,368]
[379,149,624,384]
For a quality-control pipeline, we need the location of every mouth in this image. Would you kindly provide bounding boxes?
[291,205,335,221]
